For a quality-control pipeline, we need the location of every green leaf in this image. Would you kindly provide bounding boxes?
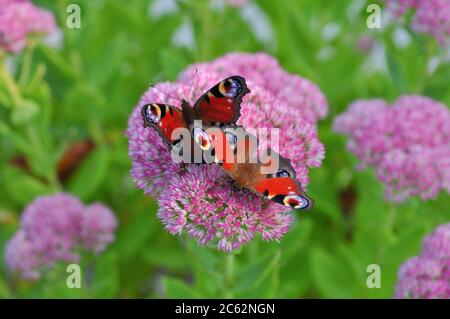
[0,122,31,154]
[11,99,39,125]
[234,250,281,298]
[87,33,128,88]
[277,218,313,263]
[0,277,11,298]
[115,203,157,260]
[143,241,187,272]
[159,48,190,81]
[162,276,200,298]
[386,51,406,92]
[2,166,52,206]
[90,252,120,298]
[66,145,111,201]
[187,240,221,275]
[311,248,358,298]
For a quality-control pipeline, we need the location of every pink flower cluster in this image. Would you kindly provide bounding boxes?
[395,223,450,299]
[126,52,326,252]
[386,0,450,45]
[0,0,56,53]
[5,193,118,280]
[334,95,450,202]
[157,165,292,252]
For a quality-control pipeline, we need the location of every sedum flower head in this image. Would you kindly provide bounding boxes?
[157,165,292,252]
[5,193,117,280]
[5,230,42,280]
[80,203,118,254]
[127,53,326,251]
[386,0,450,45]
[395,223,450,299]
[0,0,57,53]
[334,95,450,202]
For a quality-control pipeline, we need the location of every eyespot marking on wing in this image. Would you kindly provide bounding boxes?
[193,127,212,150]
[144,104,162,124]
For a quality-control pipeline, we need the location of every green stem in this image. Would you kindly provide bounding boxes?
[19,40,36,85]
[223,253,235,299]
[0,62,22,108]
[26,126,61,191]
[0,50,60,192]
[386,203,397,239]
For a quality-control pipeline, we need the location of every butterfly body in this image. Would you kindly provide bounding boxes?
[141,76,314,210]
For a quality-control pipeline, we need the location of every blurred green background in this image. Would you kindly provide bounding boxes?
[0,0,449,298]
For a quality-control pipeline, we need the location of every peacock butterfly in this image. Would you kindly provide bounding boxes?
[141,76,313,210]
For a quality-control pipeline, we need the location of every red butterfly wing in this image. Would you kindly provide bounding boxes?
[141,103,187,145]
[208,128,238,172]
[251,153,313,210]
[253,177,312,210]
[204,125,313,210]
[193,76,250,124]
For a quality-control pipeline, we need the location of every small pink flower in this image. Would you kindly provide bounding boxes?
[5,230,42,280]
[386,0,420,17]
[80,203,118,254]
[386,0,450,45]
[0,0,57,53]
[422,223,450,260]
[334,95,450,202]
[5,193,117,280]
[395,223,450,299]
[20,193,85,262]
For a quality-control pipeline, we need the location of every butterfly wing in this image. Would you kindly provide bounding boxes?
[202,125,313,210]
[251,154,313,210]
[141,103,188,147]
[193,76,250,124]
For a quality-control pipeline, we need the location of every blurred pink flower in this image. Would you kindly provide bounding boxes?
[20,193,85,262]
[395,223,450,299]
[127,54,326,251]
[5,230,42,280]
[386,0,420,16]
[386,0,450,45]
[0,0,56,53]
[422,223,450,260]
[5,193,117,280]
[80,203,118,254]
[226,0,249,7]
[179,52,328,123]
[334,95,450,202]
[356,35,376,53]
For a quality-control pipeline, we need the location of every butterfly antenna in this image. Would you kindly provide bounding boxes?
[187,68,198,102]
